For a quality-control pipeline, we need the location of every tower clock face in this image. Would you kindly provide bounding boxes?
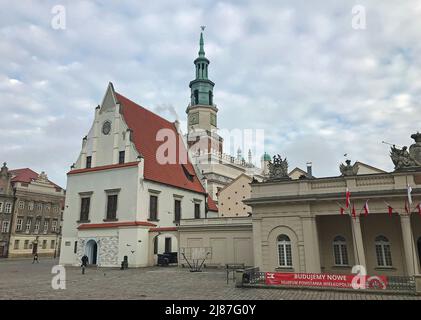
[102,121,112,135]
[189,112,199,125]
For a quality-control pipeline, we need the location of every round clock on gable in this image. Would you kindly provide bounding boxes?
[102,121,111,135]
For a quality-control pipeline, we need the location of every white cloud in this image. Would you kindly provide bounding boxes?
[1,0,421,186]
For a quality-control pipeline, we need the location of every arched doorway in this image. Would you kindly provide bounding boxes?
[417,237,421,268]
[86,240,98,265]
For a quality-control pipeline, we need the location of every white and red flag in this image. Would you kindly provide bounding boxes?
[407,184,413,206]
[384,201,393,217]
[363,200,370,216]
[345,188,351,208]
[416,203,421,216]
[352,203,356,219]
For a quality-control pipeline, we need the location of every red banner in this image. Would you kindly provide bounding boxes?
[265,272,388,290]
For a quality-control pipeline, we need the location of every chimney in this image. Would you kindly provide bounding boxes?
[306,162,313,177]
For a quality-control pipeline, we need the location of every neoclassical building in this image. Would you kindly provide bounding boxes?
[245,135,421,276]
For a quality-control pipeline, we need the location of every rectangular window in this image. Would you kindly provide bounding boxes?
[106,195,118,220]
[86,156,92,168]
[165,237,172,253]
[80,197,91,221]
[16,218,23,231]
[1,221,9,233]
[4,203,12,214]
[18,201,25,209]
[14,240,20,250]
[24,240,29,249]
[42,240,47,249]
[0,202,3,212]
[74,241,78,254]
[174,200,181,222]
[51,240,55,249]
[119,151,125,164]
[34,219,41,234]
[25,218,32,233]
[149,195,158,221]
[194,203,201,219]
[43,219,49,233]
[153,236,158,254]
[28,201,34,211]
[36,203,42,212]
[51,220,58,232]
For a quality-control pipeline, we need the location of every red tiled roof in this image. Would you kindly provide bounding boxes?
[207,195,218,212]
[149,227,178,232]
[10,168,62,190]
[116,92,206,194]
[68,161,139,175]
[77,221,156,230]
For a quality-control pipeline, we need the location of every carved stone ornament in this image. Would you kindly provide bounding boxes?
[390,132,421,170]
[339,160,359,176]
[267,154,290,181]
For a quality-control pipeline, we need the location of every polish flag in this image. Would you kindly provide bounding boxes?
[385,202,393,217]
[363,200,370,216]
[345,188,351,208]
[340,207,345,215]
[352,203,356,219]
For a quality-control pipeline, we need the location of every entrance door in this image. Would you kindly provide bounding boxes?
[165,237,172,253]
[86,240,98,265]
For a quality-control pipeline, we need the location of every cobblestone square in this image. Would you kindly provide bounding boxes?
[0,259,420,300]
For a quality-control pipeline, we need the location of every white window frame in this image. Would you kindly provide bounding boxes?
[333,236,349,266]
[277,234,293,267]
[34,219,41,234]
[16,218,23,231]
[18,201,25,209]
[28,201,34,211]
[43,220,49,234]
[4,203,12,214]
[0,202,3,212]
[52,220,58,232]
[25,218,32,233]
[36,203,42,212]
[1,221,10,233]
[375,235,393,267]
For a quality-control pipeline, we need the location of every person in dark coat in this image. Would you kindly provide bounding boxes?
[81,255,89,267]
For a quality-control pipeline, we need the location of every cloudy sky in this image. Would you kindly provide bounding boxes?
[1,0,421,187]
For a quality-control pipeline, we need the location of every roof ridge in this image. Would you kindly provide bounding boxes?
[115,92,177,126]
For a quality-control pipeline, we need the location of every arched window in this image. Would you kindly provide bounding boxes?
[194,90,199,105]
[333,236,349,266]
[209,91,213,105]
[277,234,292,267]
[375,235,392,267]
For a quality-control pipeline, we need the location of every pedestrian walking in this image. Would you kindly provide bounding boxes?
[81,254,88,274]
[32,253,39,264]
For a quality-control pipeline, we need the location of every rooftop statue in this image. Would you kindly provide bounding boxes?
[390,132,421,170]
[267,155,290,181]
[339,160,359,176]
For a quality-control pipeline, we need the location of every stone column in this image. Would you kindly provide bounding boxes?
[301,216,321,273]
[252,218,263,269]
[350,216,367,268]
[399,214,419,276]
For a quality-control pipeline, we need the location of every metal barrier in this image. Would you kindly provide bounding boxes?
[239,269,417,295]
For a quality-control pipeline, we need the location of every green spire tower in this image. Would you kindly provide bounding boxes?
[189,26,215,106]
[186,27,222,154]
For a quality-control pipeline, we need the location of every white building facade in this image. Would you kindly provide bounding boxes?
[59,83,217,268]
